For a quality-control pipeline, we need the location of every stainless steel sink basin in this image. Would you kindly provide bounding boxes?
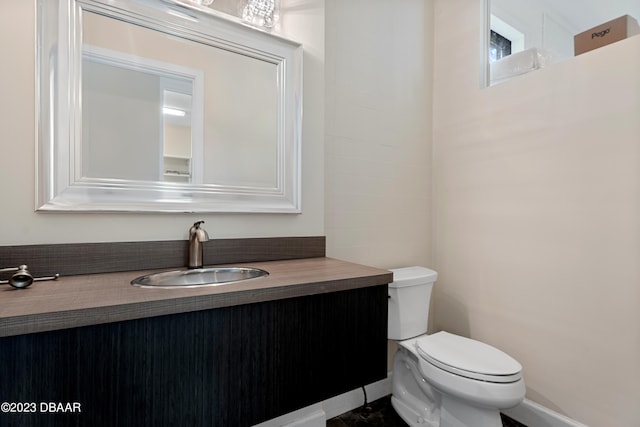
[131,267,269,288]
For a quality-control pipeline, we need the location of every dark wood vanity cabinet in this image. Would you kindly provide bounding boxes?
[0,284,388,427]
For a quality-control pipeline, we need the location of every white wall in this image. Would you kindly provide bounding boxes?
[83,60,163,181]
[432,1,640,426]
[0,0,324,245]
[325,0,433,269]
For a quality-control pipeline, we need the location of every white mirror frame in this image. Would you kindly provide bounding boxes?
[36,0,303,213]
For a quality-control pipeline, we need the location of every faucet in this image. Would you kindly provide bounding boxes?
[188,221,209,269]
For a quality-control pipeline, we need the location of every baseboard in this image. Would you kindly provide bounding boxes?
[503,398,589,427]
[322,374,393,419]
[253,376,589,427]
[253,374,392,427]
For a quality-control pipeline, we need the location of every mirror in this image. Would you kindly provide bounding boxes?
[37,0,302,212]
[485,0,640,85]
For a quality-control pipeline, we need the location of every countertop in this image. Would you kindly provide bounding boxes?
[0,257,392,337]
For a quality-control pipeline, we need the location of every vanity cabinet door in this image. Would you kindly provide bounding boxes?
[0,284,388,426]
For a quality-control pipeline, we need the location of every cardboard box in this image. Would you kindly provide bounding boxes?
[574,15,640,55]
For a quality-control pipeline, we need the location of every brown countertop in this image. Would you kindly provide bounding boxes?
[0,257,392,337]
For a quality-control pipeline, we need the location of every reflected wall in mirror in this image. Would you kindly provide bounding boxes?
[486,0,640,85]
[82,44,200,184]
[37,0,302,212]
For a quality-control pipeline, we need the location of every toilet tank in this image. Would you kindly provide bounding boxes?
[388,267,438,340]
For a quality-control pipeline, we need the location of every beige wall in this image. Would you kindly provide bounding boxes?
[324,0,433,374]
[432,1,640,426]
[0,0,323,245]
[325,0,434,270]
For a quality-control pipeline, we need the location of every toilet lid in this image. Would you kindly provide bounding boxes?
[415,332,522,383]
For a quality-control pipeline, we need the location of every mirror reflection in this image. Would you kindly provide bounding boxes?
[162,89,194,183]
[83,50,196,183]
[82,9,278,188]
[488,0,640,85]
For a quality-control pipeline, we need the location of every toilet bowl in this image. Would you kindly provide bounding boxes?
[388,267,525,427]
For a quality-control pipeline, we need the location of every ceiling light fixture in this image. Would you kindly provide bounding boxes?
[163,107,186,117]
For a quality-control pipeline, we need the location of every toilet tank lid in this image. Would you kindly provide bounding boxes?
[389,266,438,288]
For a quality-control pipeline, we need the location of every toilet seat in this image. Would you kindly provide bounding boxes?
[415,332,522,383]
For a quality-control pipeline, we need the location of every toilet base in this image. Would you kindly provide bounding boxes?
[391,347,513,427]
[391,395,438,427]
[440,394,502,427]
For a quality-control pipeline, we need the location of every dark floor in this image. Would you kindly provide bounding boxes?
[327,396,526,427]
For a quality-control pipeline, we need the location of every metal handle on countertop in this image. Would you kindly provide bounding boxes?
[0,264,60,289]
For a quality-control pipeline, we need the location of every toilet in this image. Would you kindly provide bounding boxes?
[388,267,525,427]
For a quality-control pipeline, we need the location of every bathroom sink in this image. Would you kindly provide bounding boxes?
[131,267,269,288]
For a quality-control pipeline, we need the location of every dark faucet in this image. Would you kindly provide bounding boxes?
[188,221,209,269]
